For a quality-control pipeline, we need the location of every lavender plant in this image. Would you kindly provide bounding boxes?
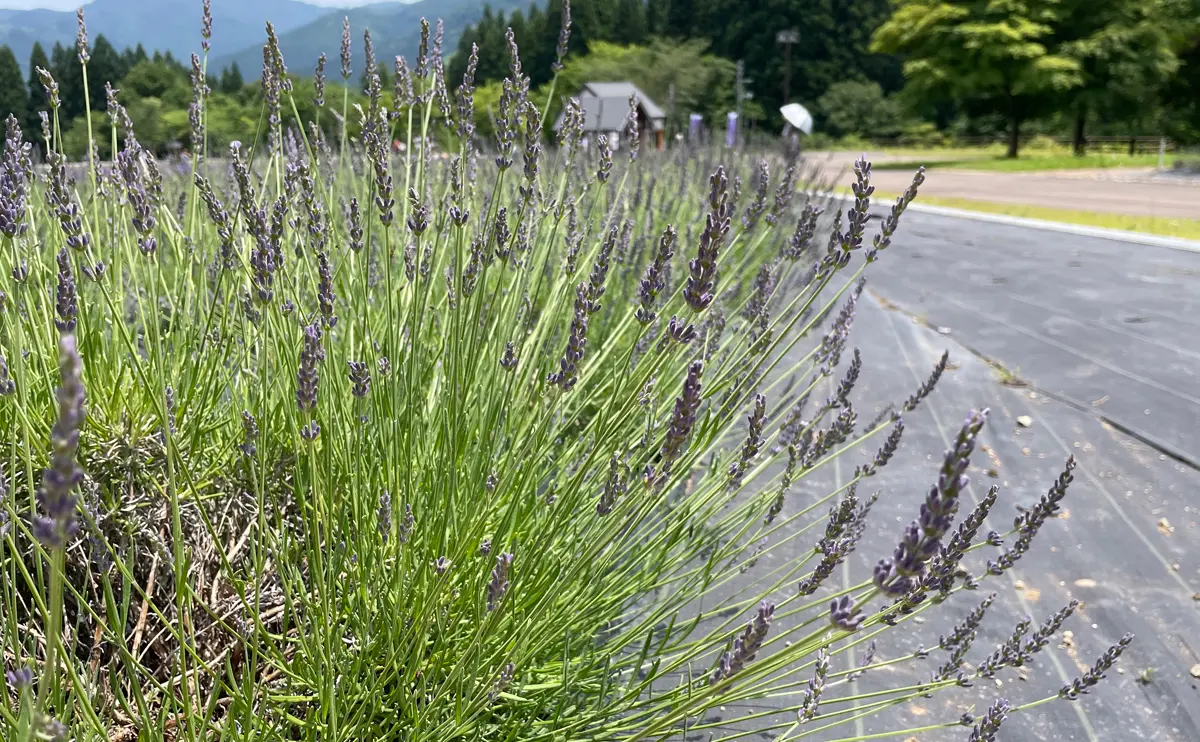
[0,6,1130,741]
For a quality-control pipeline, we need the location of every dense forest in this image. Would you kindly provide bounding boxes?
[0,0,1196,158]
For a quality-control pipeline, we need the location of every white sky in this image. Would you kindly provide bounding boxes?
[0,0,403,8]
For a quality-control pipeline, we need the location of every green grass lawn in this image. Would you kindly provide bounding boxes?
[873,152,1168,172]
[877,191,1200,240]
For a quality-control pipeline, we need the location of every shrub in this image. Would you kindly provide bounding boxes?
[817,81,904,139]
[0,5,1130,741]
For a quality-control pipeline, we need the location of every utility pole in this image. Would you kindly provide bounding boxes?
[777,30,799,105]
[735,60,753,145]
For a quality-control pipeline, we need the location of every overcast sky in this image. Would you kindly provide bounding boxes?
[0,0,402,8]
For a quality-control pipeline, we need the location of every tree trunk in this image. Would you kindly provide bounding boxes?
[1128,135,1136,156]
[1006,113,1021,159]
[1072,108,1087,157]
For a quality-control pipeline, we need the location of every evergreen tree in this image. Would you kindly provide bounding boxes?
[647,0,671,35]
[0,46,29,130]
[220,61,244,94]
[87,35,124,112]
[27,41,50,134]
[618,0,648,45]
[134,43,148,65]
[50,41,87,122]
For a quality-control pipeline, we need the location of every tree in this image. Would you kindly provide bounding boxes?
[1058,0,1180,154]
[26,42,50,135]
[617,0,648,44]
[0,46,28,130]
[220,62,244,94]
[87,35,124,112]
[50,41,87,122]
[872,0,1082,157]
[817,80,904,138]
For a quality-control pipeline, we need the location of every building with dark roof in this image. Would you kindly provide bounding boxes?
[553,81,667,150]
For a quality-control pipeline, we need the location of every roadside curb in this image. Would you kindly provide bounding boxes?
[847,196,1200,253]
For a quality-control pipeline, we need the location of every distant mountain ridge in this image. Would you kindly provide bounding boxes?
[210,0,528,82]
[0,0,330,72]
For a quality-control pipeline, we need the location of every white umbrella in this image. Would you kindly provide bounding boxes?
[779,103,813,135]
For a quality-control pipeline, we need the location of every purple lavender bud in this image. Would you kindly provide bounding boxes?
[967,699,1011,742]
[54,249,77,333]
[992,457,1076,573]
[635,225,676,325]
[904,351,949,412]
[399,502,414,543]
[585,224,616,312]
[416,18,431,80]
[727,394,766,490]
[0,115,30,239]
[296,321,323,411]
[595,134,614,183]
[377,491,391,541]
[596,453,626,516]
[317,251,336,327]
[76,8,89,64]
[455,45,479,139]
[828,595,864,632]
[710,602,774,685]
[406,188,429,236]
[300,421,320,441]
[340,17,352,79]
[725,112,738,148]
[742,160,770,229]
[391,56,414,116]
[547,284,591,391]
[0,353,15,396]
[347,197,364,252]
[5,666,32,690]
[500,342,518,371]
[797,648,830,720]
[785,202,822,260]
[683,167,731,312]
[314,53,326,108]
[656,360,704,479]
[347,360,370,399]
[870,167,925,261]
[625,93,640,161]
[36,67,60,109]
[493,207,511,262]
[117,144,161,256]
[1060,633,1133,700]
[33,334,86,547]
[434,556,452,575]
[239,410,258,457]
[836,156,874,254]
[554,0,572,71]
[688,113,703,142]
[665,316,696,344]
[201,0,212,52]
[487,552,514,611]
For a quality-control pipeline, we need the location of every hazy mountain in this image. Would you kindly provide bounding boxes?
[210,0,527,81]
[0,0,329,71]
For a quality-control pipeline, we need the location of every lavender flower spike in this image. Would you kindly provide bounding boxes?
[684,167,731,312]
[487,552,514,611]
[656,360,704,480]
[710,602,774,685]
[33,334,86,547]
[54,249,78,332]
[966,699,1011,742]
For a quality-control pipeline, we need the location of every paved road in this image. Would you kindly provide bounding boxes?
[810,151,1200,219]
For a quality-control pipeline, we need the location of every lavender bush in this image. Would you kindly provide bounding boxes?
[0,4,1130,740]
